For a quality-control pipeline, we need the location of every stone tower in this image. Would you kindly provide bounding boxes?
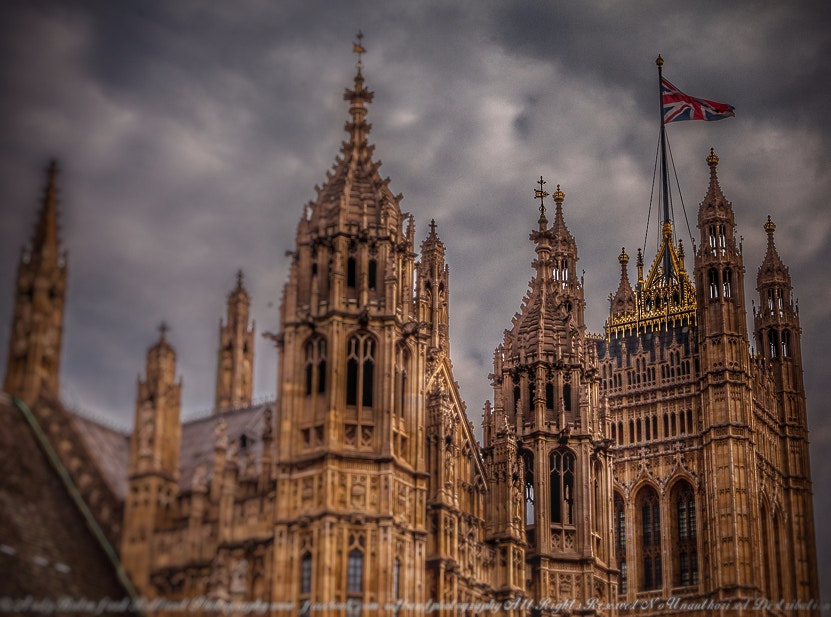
[215,270,254,413]
[270,50,430,614]
[122,325,182,593]
[753,216,819,603]
[485,183,617,611]
[3,161,67,406]
[692,149,758,601]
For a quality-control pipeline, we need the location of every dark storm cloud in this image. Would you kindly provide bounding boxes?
[1,0,829,598]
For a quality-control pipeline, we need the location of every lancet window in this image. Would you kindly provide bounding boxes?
[638,486,662,591]
[346,333,375,408]
[304,336,327,396]
[550,449,575,525]
[672,481,698,586]
[614,493,626,594]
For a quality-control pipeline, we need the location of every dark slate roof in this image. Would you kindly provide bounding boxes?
[70,412,131,500]
[179,403,269,490]
[0,395,136,610]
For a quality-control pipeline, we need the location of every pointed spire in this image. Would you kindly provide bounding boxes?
[704,147,725,203]
[611,248,637,316]
[757,215,790,287]
[344,32,374,150]
[32,159,61,268]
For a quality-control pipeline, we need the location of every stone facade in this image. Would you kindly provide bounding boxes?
[1,57,820,617]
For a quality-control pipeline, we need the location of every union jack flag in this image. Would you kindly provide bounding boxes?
[661,77,735,123]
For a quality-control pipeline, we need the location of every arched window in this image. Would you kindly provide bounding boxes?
[549,450,575,525]
[638,486,661,591]
[614,493,626,594]
[723,268,732,299]
[368,259,377,291]
[523,450,535,526]
[394,345,410,418]
[563,383,572,412]
[347,549,363,617]
[672,481,698,586]
[769,329,779,359]
[546,382,555,411]
[392,558,401,603]
[346,334,375,408]
[299,552,312,616]
[347,256,357,289]
[304,337,327,396]
[300,552,312,595]
[708,268,720,301]
[782,330,791,358]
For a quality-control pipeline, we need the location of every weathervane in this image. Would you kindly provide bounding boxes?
[534,176,549,216]
[158,321,169,340]
[353,30,366,70]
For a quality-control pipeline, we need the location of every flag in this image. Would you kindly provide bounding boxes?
[661,77,735,123]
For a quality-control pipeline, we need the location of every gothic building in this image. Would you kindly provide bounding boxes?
[0,51,819,617]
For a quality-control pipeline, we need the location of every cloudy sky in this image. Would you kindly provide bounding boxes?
[1,0,829,598]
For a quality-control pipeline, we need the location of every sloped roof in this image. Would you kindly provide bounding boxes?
[179,403,269,490]
[70,412,131,500]
[0,395,136,608]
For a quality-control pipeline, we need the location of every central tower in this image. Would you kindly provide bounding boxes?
[270,42,428,614]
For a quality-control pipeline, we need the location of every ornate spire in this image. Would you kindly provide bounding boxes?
[757,215,790,288]
[610,248,636,316]
[31,159,61,269]
[699,148,731,225]
[306,36,402,231]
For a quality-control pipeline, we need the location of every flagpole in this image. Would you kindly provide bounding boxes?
[656,54,673,282]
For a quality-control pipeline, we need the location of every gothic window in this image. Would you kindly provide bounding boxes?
[347,256,357,289]
[638,486,661,591]
[769,329,779,359]
[346,334,375,408]
[300,552,312,595]
[614,493,626,594]
[723,268,733,299]
[347,548,363,617]
[708,225,717,255]
[513,384,521,415]
[672,480,698,586]
[708,268,720,301]
[611,423,617,443]
[394,345,410,418]
[523,450,535,526]
[368,259,377,291]
[304,336,327,396]
[663,414,669,438]
[549,449,575,525]
[782,330,791,358]
[546,382,555,411]
[528,381,536,409]
[392,558,401,602]
[718,224,727,255]
[686,409,693,433]
[563,383,572,412]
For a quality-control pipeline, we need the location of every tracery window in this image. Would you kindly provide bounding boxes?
[638,486,661,591]
[304,336,327,396]
[300,552,312,616]
[614,493,626,594]
[672,481,698,586]
[549,449,575,525]
[346,333,375,408]
[394,344,410,418]
[347,548,364,617]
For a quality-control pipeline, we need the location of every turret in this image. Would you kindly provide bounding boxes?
[215,270,255,413]
[122,324,182,594]
[3,160,68,405]
[694,148,748,345]
[415,220,450,353]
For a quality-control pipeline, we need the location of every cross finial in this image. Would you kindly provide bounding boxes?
[534,176,549,215]
[158,321,169,340]
[353,31,366,69]
[429,218,437,236]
